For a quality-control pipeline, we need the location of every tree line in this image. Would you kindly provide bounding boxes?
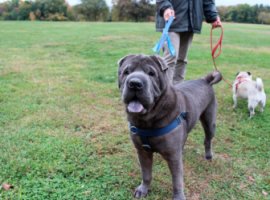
[219,4,270,24]
[0,0,270,24]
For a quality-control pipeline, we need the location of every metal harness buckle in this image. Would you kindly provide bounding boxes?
[142,144,152,152]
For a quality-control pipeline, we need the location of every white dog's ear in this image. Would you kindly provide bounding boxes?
[150,55,168,71]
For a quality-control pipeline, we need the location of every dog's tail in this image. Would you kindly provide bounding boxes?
[204,71,222,85]
[256,78,264,92]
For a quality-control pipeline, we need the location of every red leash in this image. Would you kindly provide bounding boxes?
[210,26,223,70]
[210,26,232,87]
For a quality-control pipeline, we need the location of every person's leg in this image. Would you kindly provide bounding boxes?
[163,32,180,83]
[173,32,194,84]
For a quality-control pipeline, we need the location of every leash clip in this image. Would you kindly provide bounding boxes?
[130,126,137,134]
[142,144,152,151]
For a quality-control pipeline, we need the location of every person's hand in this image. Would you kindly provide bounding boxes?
[163,8,175,21]
[212,16,222,28]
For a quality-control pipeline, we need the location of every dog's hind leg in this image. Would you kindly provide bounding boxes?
[200,101,217,160]
[248,98,257,118]
[259,98,266,113]
[249,107,255,118]
[233,93,237,109]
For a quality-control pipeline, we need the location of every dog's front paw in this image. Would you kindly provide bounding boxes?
[205,154,213,160]
[249,111,255,118]
[134,184,149,198]
[173,192,186,200]
[205,151,213,160]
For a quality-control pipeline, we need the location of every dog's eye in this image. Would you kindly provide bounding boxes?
[148,71,155,76]
[123,69,130,76]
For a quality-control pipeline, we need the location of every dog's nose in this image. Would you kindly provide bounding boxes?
[128,78,143,90]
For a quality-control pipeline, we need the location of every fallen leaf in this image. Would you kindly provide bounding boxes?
[239,183,247,189]
[190,193,200,200]
[2,183,14,191]
[222,153,230,159]
[248,176,255,183]
[262,190,268,196]
[128,172,136,177]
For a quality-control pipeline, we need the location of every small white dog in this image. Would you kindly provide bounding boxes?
[233,72,266,118]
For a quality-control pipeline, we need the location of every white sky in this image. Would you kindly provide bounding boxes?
[0,0,269,7]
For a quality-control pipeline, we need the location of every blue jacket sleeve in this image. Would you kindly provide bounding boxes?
[156,0,173,17]
[203,0,218,23]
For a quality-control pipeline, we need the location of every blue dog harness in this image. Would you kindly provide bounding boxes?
[152,16,176,57]
[129,112,187,151]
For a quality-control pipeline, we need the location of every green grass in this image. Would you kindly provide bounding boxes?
[0,21,269,200]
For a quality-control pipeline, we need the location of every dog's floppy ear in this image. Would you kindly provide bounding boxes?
[247,71,251,76]
[117,54,136,68]
[150,55,168,71]
[235,72,239,77]
[117,54,136,89]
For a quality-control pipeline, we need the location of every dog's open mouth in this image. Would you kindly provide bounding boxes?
[127,100,145,113]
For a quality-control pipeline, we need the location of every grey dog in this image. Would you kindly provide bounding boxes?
[118,54,222,200]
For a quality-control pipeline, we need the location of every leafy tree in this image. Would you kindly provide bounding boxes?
[18,1,33,20]
[218,4,270,24]
[77,0,109,21]
[130,0,155,22]
[217,6,229,21]
[112,0,154,21]
[0,3,8,19]
[258,12,270,24]
[1,0,20,20]
[34,0,69,20]
[1,0,269,24]
[112,0,132,21]
[234,4,256,23]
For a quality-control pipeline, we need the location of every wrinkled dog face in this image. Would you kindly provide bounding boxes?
[118,54,168,114]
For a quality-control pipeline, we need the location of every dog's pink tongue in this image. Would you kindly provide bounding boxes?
[127,101,144,113]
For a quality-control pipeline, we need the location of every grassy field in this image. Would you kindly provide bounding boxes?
[0,21,269,200]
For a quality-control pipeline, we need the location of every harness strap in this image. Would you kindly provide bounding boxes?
[235,77,248,91]
[140,136,152,151]
[130,112,187,152]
